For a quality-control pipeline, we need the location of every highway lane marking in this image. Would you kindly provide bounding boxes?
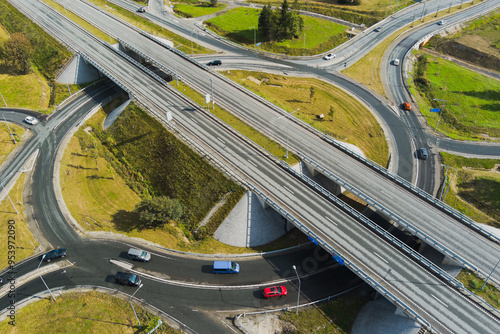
[431,294,448,308]
[217,137,226,145]
[373,252,388,264]
[247,159,257,168]
[336,163,348,172]
[325,216,338,226]
[190,117,197,124]
[379,190,393,200]
[282,185,294,194]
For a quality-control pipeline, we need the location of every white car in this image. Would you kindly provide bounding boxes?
[323,53,336,60]
[438,20,446,25]
[24,116,38,125]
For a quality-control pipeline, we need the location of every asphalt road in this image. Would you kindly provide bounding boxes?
[10,0,500,331]
[49,0,500,285]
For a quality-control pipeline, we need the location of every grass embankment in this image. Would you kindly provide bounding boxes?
[174,2,226,18]
[223,71,389,167]
[87,0,213,54]
[0,291,181,333]
[343,3,476,97]
[0,174,39,270]
[440,152,500,228]
[205,7,347,55]
[279,288,370,333]
[60,99,256,253]
[457,270,500,309]
[171,80,300,165]
[425,12,500,72]
[0,123,25,166]
[411,52,500,140]
[41,0,117,44]
[0,1,72,111]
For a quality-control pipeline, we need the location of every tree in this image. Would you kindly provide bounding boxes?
[210,0,218,7]
[135,196,183,229]
[309,86,316,101]
[329,106,334,118]
[258,4,277,41]
[3,33,33,74]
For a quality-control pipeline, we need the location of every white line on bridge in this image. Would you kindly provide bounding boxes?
[247,160,257,168]
[325,216,338,226]
[217,137,226,144]
[336,163,349,171]
[282,186,294,194]
[190,118,197,124]
[379,190,393,200]
[431,294,448,308]
[373,252,389,264]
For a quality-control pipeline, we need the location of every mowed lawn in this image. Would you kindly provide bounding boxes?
[0,22,51,111]
[0,123,25,166]
[412,52,500,140]
[205,7,347,55]
[0,174,39,270]
[224,71,389,167]
[175,3,226,18]
[0,291,181,333]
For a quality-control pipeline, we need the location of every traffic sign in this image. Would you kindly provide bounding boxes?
[430,108,441,112]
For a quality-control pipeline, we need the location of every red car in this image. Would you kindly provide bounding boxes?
[263,286,287,298]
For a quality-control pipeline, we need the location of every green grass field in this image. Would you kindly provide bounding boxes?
[0,291,181,333]
[0,66,51,111]
[411,52,500,140]
[0,123,25,166]
[440,152,500,227]
[205,7,348,55]
[174,3,226,18]
[0,174,39,270]
[224,71,389,167]
[87,0,213,54]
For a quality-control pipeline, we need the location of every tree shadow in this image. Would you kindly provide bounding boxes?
[86,175,113,180]
[67,164,96,170]
[111,210,141,233]
[115,131,152,147]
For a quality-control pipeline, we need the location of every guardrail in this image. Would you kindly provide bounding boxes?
[299,155,480,275]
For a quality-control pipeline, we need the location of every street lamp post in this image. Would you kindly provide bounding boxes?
[130,283,144,328]
[286,108,300,159]
[38,255,56,301]
[433,98,446,132]
[481,258,500,290]
[292,265,301,314]
[249,27,256,48]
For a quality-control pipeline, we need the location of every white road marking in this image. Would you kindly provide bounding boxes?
[217,137,226,144]
[247,160,257,168]
[373,252,388,264]
[282,186,294,194]
[190,118,197,124]
[325,216,338,226]
[431,294,448,308]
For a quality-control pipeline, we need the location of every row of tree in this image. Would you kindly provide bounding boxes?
[258,0,304,42]
[0,32,33,74]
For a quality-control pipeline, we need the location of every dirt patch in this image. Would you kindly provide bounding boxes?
[457,34,500,58]
[246,76,262,85]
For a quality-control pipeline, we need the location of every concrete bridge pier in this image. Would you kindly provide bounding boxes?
[302,161,343,196]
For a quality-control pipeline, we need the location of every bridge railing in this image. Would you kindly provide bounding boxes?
[300,155,480,275]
